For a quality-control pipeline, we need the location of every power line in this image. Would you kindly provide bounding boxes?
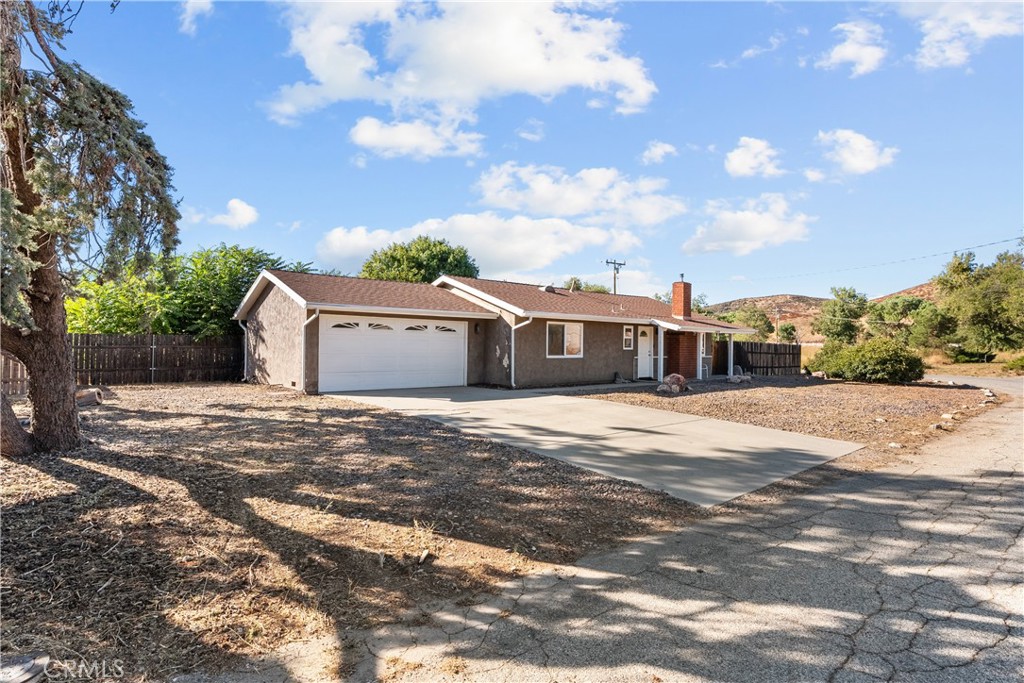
[706,236,1021,285]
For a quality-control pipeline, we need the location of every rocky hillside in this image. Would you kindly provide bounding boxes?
[708,282,937,344]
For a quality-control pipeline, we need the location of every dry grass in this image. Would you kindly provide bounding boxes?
[1,384,699,681]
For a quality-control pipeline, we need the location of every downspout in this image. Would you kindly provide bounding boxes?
[509,316,534,389]
[301,308,320,394]
[237,321,249,382]
[657,325,665,382]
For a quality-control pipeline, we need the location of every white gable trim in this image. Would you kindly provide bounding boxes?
[433,276,527,317]
[233,270,306,320]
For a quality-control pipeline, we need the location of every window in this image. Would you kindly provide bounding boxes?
[405,324,428,332]
[623,326,634,350]
[547,322,583,358]
[435,325,457,333]
[368,322,393,331]
[331,322,359,329]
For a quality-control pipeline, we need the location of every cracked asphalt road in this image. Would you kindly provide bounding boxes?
[352,381,1023,683]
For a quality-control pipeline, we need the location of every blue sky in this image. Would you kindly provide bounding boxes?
[64,1,1022,302]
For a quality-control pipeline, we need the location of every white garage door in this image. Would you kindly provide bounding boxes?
[319,314,468,392]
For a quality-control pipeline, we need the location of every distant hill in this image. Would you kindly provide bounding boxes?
[708,282,938,344]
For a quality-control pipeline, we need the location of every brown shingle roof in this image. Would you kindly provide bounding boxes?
[265,270,493,316]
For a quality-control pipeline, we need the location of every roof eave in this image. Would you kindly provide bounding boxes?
[305,303,498,320]
[433,276,527,317]
[233,270,307,320]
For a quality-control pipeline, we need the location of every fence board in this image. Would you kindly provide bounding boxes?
[715,340,802,376]
[1,334,242,395]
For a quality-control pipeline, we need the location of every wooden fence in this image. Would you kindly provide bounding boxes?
[714,340,802,376]
[2,334,243,396]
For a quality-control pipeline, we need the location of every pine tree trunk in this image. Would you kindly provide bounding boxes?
[1,393,34,457]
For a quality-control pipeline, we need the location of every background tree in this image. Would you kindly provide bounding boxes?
[563,276,610,293]
[812,286,868,344]
[65,244,313,338]
[778,322,797,343]
[935,250,1024,353]
[1,2,179,455]
[360,236,478,283]
[717,305,774,341]
[653,290,710,314]
[865,295,927,344]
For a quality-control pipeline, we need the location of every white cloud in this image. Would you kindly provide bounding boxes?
[682,193,814,256]
[179,0,213,37]
[516,118,545,143]
[816,129,898,175]
[741,32,785,60]
[476,162,687,228]
[209,198,259,230]
[724,137,785,178]
[899,2,1023,69]
[270,2,656,159]
[316,212,638,276]
[815,21,887,77]
[349,116,483,160]
[641,140,678,166]
[803,168,826,183]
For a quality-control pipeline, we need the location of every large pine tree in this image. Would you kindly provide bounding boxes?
[1,1,179,455]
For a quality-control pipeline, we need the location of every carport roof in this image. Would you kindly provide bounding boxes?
[234,270,497,320]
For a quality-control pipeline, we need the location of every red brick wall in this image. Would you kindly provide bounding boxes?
[664,331,698,379]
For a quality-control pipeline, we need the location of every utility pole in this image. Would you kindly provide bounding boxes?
[605,259,625,294]
[775,307,781,343]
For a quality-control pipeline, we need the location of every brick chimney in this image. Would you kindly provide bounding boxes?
[672,278,692,319]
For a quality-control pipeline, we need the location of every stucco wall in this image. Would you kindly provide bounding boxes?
[511,319,656,388]
[245,285,305,390]
[665,331,699,379]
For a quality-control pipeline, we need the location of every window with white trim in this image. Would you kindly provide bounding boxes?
[547,322,583,358]
[623,325,634,350]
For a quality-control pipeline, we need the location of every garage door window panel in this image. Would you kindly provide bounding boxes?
[547,322,583,358]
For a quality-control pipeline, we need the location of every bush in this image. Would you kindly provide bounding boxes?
[947,347,997,364]
[1005,356,1024,375]
[807,339,924,383]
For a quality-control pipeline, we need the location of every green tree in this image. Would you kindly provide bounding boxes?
[65,266,176,334]
[718,305,775,341]
[906,301,956,350]
[653,290,710,314]
[563,277,610,293]
[866,295,927,344]
[812,286,868,344]
[778,322,797,343]
[360,236,478,283]
[2,2,179,455]
[935,250,1024,353]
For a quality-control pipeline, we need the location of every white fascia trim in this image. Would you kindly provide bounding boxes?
[233,270,307,320]
[524,311,654,325]
[432,276,527,317]
[652,319,757,335]
[308,303,498,320]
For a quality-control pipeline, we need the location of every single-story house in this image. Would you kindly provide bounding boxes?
[233,270,755,394]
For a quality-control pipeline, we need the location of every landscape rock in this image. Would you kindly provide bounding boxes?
[728,375,752,384]
[888,442,903,449]
[811,371,827,379]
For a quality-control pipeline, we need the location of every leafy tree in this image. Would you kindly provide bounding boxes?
[812,286,868,344]
[718,305,774,341]
[866,295,927,344]
[935,250,1024,353]
[360,236,478,283]
[64,244,309,338]
[2,2,179,455]
[906,301,956,350]
[563,277,610,293]
[654,290,711,314]
[778,323,797,343]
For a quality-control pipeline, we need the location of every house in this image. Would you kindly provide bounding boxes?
[233,270,755,394]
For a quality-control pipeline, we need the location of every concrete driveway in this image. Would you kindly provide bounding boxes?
[330,386,861,507]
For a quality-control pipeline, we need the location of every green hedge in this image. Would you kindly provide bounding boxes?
[807,339,925,384]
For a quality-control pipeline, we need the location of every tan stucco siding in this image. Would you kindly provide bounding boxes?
[512,319,655,388]
[245,285,305,390]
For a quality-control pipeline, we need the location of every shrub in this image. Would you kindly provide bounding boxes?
[947,347,997,364]
[807,338,925,383]
[1004,356,1024,375]
[806,341,849,376]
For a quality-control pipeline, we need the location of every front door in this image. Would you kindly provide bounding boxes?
[637,326,654,378]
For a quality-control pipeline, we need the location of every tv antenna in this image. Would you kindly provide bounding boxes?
[605,259,625,294]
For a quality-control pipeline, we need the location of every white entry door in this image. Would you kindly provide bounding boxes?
[637,326,654,378]
[319,314,467,392]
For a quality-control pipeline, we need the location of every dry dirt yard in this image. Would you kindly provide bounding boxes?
[1,384,698,681]
[1,378,1004,681]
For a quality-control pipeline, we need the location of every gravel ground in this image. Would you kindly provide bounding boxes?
[1,384,699,681]
[574,375,1003,453]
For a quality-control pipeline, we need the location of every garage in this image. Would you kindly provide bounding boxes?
[318,314,468,392]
